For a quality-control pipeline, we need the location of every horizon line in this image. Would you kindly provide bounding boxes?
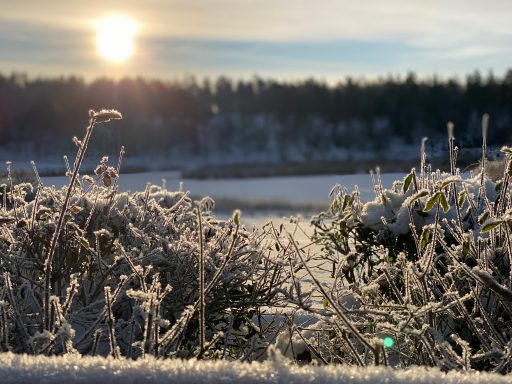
[1,67,510,86]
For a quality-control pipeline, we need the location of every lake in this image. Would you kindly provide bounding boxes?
[42,171,404,247]
[42,171,403,212]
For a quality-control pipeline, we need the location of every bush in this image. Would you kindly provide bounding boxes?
[0,110,290,360]
[283,122,512,372]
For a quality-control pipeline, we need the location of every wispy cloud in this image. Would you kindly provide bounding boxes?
[1,1,511,79]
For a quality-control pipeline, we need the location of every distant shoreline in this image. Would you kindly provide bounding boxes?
[2,145,488,181]
[181,159,418,179]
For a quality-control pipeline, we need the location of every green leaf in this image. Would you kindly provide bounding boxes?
[420,228,431,249]
[342,194,351,211]
[330,199,339,214]
[80,238,90,250]
[458,191,467,206]
[409,190,429,204]
[322,297,329,309]
[439,192,450,213]
[339,220,348,232]
[440,176,459,190]
[462,241,470,256]
[403,173,414,193]
[424,192,441,212]
[478,211,489,225]
[233,210,240,226]
[481,220,502,232]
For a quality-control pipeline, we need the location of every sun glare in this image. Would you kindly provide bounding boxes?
[95,16,137,63]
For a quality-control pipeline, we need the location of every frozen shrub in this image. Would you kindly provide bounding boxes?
[0,110,290,360]
[289,119,512,372]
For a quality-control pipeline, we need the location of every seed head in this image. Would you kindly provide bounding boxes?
[92,109,123,123]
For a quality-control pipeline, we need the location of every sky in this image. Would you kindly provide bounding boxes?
[1,0,511,82]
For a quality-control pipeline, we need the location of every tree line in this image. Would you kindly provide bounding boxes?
[1,70,511,160]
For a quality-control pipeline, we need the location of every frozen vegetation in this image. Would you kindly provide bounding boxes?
[1,111,512,381]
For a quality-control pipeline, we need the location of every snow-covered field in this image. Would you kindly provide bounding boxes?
[0,352,509,384]
[43,171,401,208]
[43,170,388,243]
[43,170,400,247]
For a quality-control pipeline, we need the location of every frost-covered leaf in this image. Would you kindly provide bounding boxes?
[478,211,489,225]
[424,192,441,212]
[403,172,414,193]
[80,237,91,249]
[440,176,460,190]
[458,191,466,206]
[408,189,429,205]
[233,210,240,226]
[420,228,431,250]
[439,192,449,213]
[462,240,470,256]
[481,219,502,232]
[342,194,351,211]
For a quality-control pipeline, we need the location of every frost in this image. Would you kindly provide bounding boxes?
[3,109,512,377]
[309,146,512,372]
[0,174,292,361]
[360,200,392,228]
[0,352,510,384]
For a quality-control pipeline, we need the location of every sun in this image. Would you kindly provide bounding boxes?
[95,16,137,63]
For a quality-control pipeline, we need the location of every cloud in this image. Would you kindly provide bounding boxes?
[432,45,512,60]
[1,1,511,79]
[3,0,512,43]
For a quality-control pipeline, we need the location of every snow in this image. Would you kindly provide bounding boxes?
[0,352,509,384]
[42,172,404,206]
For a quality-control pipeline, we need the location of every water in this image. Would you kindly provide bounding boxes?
[42,171,404,213]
